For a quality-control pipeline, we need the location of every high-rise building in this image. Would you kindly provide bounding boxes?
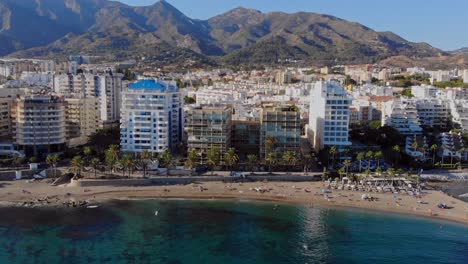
[65,97,100,147]
[53,72,123,127]
[11,95,66,157]
[120,80,182,154]
[232,120,260,158]
[308,81,352,151]
[463,69,468,84]
[0,98,12,139]
[186,105,232,162]
[382,99,423,135]
[97,73,123,127]
[260,103,301,158]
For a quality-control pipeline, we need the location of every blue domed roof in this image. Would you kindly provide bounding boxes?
[128,80,178,92]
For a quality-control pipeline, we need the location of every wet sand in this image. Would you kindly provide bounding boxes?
[0,180,467,225]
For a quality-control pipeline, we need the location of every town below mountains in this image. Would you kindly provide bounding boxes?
[0,0,466,69]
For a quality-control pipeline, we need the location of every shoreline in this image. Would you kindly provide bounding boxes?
[0,180,467,226]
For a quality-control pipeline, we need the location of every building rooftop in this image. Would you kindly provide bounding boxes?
[128,79,178,92]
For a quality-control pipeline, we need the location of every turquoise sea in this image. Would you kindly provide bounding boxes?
[0,199,466,264]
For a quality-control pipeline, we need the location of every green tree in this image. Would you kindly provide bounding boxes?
[71,156,84,177]
[247,154,258,173]
[206,148,220,176]
[374,151,383,168]
[46,154,59,178]
[224,148,239,173]
[365,150,374,161]
[90,158,100,178]
[265,136,276,153]
[159,150,173,168]
[282,151,298,171]
[357,152,365,172]
[83,146,93,164]
[329,146,337,167]
[430,144,438,166]
[185,149,198,176]
[392,145,401,165]
[105,145,120,173]
[119,156,130,178]
[184,96,196,104]
[140,150,152,177]
[265,152,277,173]
[343,160,352,178]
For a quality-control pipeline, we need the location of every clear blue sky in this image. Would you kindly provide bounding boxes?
[120,0,467,51]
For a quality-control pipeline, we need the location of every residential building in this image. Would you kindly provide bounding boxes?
[405,135,428,161]
[232,120,260,158]
[438,132,467,161]
[120,80,182,154]
[65,97,100,147]
[97,73,123,127]
[415,99,449,129]
[382,99,423,135]
[260,103,301,158]
[308,81,352,151]
[411,85,440,99]
[186,105,232,162]
[11,95,67,157]
[462,69,468,84]
[0,98,12,139]
[449,100,468,133]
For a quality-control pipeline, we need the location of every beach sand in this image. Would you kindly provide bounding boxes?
[0,180,467,225]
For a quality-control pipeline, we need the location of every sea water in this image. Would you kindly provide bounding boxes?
[0,200,466,264]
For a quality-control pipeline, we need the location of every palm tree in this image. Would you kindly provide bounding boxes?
[83,146,93,165]
[224,148,239,174]
[265,152,277,174]
[343,159,352,178]
[374,151,383,168]
[160,150,173,176]
[282,151,298,172]
[118,156,130,178]
[357,152,365,172]
[185,149,198,176]
[411,141,419,152]
[46,154,59,178]
[441,145,446,165]
[329,146,337,167]
[430,144,438,165]
[90,158,100,178]
[365,150,374,162]
[71,156,84,177]
[302,154,312,173]
[392,145,401,165]
[105,144,120,173]
[206,148,220,176]
[140,150,152,177]
[265,136,276,153]
[127,156,135,177]
[247,154,258,173]
[387,167,396,186]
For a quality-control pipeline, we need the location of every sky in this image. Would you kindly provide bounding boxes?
[119,0,468,51]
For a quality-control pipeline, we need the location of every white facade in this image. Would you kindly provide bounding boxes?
[463,69,468,84]
[308,81,352,151]
[382,99,423,135]
[411,85,440,99]
[120,80,183,154]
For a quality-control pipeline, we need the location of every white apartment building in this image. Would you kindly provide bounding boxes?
[449,100,468,133]
[463,69,468,84]
[11,95,67,157]
[308,81,352,151]
[382,99,423,135]
[53,72,123,127]
[120,80,183,154]
[415,99,449,128]
[411,85,440,99]
[438,132,467,161]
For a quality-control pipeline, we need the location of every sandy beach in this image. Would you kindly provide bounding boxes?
[0,180,467,225]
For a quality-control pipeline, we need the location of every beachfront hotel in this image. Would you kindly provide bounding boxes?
[308,81,352,151]
[120,79,183,154]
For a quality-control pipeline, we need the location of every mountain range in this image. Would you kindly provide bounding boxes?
[0,0,461,67]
